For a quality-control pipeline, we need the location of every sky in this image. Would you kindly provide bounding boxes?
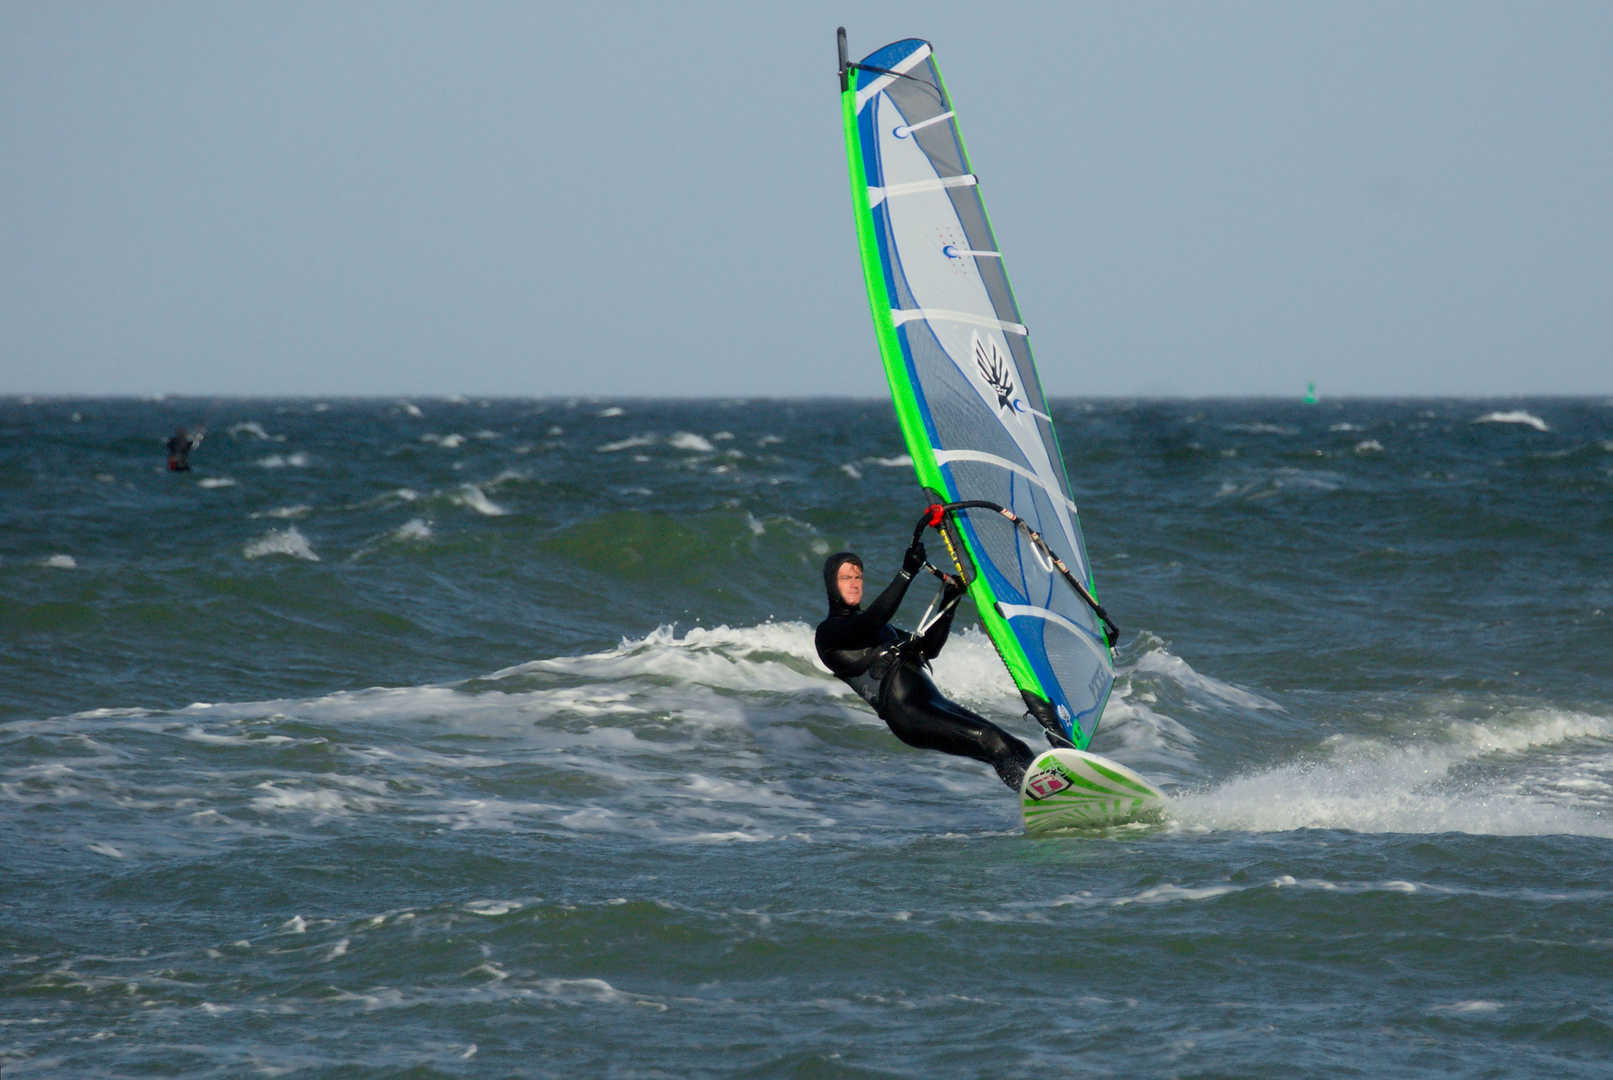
[1,1,1609,398]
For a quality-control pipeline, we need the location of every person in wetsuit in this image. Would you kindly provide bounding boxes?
[166,428,197,472]
[816,543,1038,791]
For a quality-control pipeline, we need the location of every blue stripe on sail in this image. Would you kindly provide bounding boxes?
[856,39,929,87]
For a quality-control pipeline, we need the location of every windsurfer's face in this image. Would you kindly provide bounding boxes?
[836,563,864,606]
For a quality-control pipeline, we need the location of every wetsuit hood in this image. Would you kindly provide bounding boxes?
[823,552,863,616]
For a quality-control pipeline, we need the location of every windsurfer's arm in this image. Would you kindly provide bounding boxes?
[919,580,963,658]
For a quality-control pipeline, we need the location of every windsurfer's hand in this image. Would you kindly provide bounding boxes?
[902,540,926,574]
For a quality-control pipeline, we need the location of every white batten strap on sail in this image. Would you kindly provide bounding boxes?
[997,604,1110,664]
[854,44,933,112]
[868,174,977,207]
[890,307,1026,336]
[942,245,1001,259]
[932,449,1078,513]
[893,111,954,138]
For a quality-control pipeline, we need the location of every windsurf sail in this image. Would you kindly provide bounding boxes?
[838,30,1114,749]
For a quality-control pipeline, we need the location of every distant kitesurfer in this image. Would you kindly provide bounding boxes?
[166,427,196,472]
[816,543,1038,790]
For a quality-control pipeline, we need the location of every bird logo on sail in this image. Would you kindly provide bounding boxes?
[973,334,1017,412]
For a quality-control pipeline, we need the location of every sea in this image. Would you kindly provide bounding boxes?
[2,395,1610,1078]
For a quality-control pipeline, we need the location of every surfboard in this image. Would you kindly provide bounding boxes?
[1019,748,1167,833]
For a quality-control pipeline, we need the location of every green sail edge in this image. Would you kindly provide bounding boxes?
[839,79,1057,736]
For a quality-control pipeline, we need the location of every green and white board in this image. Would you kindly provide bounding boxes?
[1020,749,1167,833]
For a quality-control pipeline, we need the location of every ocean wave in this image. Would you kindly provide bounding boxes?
[243,526,319,561]
[1473,410,1550,431]
[453,484,506,516]
[1170,708,1613,837]
[256,452,311,468]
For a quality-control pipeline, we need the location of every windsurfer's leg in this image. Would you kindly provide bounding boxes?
[880,668,1037,790]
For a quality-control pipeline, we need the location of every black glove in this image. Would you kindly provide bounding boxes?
[902,540,926,574]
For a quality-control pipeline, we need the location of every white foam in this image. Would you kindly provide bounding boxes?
[669,432,714,452]
[257,453,310,468]
[252,505,311,520]
[422,433,466,448]
[1329,423,1363,432]
[1128,649,1282,712]
[1223,422,1295,435]
[1431,1001,1505,1014]
[1354,439,1384,454]
[1110,882,1242,906]
[841,464,863,480]
[399,401,423,418]
[243,526,319,562]
[198,477,237,488]
[454,485,506,516]
[1473,410,1550,432]
[1172,709,1613,837]
[228,422,270,439]
[870,454,914,467]
[394,518,432,541]
[598,407,625,417]
[597,435,655,453]
[43,554,77,569]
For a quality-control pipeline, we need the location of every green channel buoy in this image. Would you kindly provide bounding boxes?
[1304,381,1317,404]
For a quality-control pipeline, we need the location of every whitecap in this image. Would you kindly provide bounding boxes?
[598,435,656,453]
[43,554,77,569]
[256,453,310,468]
[841,464,863,480]
[1354,439,1384,454]
[1223,422,1294,435]
[598,407,625,417]
[198,477,237,488]
[669,432,714,453]
[243,526,319,562]
[1128,648,1282,711]
[393,518,432,541]
[1110,882,1242,906]
[1473,410,1549,432]
[1171,708,1613,837]
[1431,1001,1505,1014]
[252,505,311,520]
[228,421,270,439]
[870,454,914,467]
[454,485,506,516]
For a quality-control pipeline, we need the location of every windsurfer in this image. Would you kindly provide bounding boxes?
[165,428,197,472]
[816,545,1038,790]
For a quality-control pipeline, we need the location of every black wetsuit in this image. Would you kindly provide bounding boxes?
[166,431,195,472]
[815,552,1036,791]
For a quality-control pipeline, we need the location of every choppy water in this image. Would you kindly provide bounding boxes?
[3,396,1611,1078]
